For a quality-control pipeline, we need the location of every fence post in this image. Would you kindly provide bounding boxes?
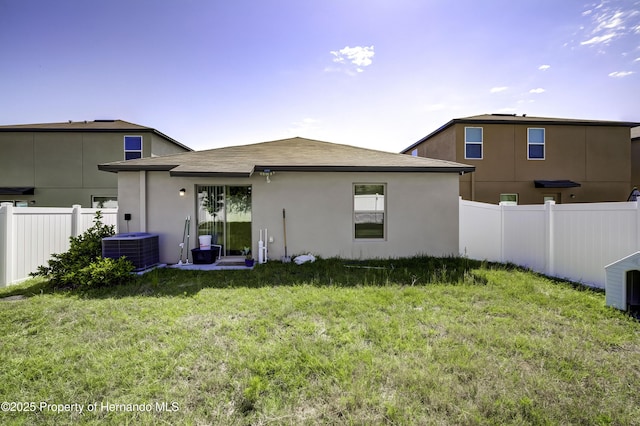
[1,203,14,287]
[71,204,82,237]
[499,202,506,264]
[544,200,556,277]
[636,201,640,253]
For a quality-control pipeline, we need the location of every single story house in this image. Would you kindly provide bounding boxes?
[99,137,474,263]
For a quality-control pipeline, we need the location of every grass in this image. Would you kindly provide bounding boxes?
[1,257,639,425]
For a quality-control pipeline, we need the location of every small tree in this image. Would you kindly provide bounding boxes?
[32,212,135,289]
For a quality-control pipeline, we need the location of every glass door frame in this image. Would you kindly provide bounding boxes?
[196,185,252,256]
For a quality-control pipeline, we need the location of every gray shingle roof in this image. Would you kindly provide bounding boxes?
[0,119,150,130]
[0,119,192,151]
[99,137,475,176]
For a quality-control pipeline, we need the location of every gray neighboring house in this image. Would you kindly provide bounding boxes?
[0,120,191,207]
[99,137,475,262]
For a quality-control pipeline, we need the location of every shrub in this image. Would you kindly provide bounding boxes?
[31,212,136,289]
[74,257,136,289]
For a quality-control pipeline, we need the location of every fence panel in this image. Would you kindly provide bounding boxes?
[502,205,546,272]
[13,208,74,284]
[552,203,639,287]
[0,206,6,286]
[459,200,502,262]
[459,199,640,288]
[0,204,118,287]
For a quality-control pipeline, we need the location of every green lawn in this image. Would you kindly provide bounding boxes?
[1,257,639,425]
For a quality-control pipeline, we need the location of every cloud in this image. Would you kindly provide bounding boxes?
[529,88,546,94]
[578,2,640,48]
[287,117,321,135]
[538,64,551,71]
[634,57,640,62]
[329,46,375,74]
[581,32,617,45]
[490,86,508,93]
[608,71,635,77]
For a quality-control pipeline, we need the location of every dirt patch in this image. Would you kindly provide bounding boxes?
[0,295,27,302]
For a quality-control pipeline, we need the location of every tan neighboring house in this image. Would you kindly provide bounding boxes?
[0,120,191,207]
[632,126,640,189]
[402,114,640,204]
[99,137,475,262]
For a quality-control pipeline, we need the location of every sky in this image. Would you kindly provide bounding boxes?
[1,0,639,153]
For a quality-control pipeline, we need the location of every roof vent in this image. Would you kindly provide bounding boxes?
[491,113,516,117]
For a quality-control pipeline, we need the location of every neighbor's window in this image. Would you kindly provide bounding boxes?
[124,135,143,160]
[499,193,518,205]
[354,184,385,239]
[411,149,418,157]
[528,128,545,160]
[465,127,483,159]
[92,196,118,208]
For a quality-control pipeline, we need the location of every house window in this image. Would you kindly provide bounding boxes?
[354,184,385,239]
[411,149,418,157]
[499,194,518,205]
[528,128,545,160]
[124,135,143,160]
[465,127,483,159]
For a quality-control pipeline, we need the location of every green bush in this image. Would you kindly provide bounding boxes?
[31,212,136,289]
[73,257,136,289]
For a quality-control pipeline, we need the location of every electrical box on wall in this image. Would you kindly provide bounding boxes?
[124,213,132,221]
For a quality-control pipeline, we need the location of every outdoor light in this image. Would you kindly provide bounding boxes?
[179,188,186,197]
[259,169,276,183]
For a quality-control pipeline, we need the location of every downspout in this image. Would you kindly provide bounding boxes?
[139,171,147,232]
[471,171,476,201]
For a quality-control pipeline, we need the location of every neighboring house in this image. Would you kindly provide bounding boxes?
[0,120,191,207]
[631,126,640,190]
[402,114,640,204]
[99,137,475,262]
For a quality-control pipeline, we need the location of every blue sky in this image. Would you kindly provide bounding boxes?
[1,0,639,152]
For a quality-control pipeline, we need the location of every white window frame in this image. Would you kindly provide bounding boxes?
[353,183,386,240]
[499,193,518,206]
[124,135,143,160]
[464,127,483,159]
[527,128,545,160]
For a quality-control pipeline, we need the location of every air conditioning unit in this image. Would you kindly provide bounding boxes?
[102,232,159,271]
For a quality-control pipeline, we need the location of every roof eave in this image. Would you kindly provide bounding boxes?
[255,165,475,173]
[98,164,178,173]
[169,171,252,177]
[0,123,193,151]
[403,117,640,153]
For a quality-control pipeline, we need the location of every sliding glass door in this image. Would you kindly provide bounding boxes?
[197,185,251,256]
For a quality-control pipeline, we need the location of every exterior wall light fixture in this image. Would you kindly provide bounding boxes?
[179,188,186,197]
[259,169,276,183]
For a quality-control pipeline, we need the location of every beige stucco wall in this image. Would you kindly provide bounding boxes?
[632,140,640,188]
[409,123,632,204]
[117,170,461,263]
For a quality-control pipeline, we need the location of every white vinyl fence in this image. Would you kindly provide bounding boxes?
[0,203,118,287]
[460,199,640,288]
